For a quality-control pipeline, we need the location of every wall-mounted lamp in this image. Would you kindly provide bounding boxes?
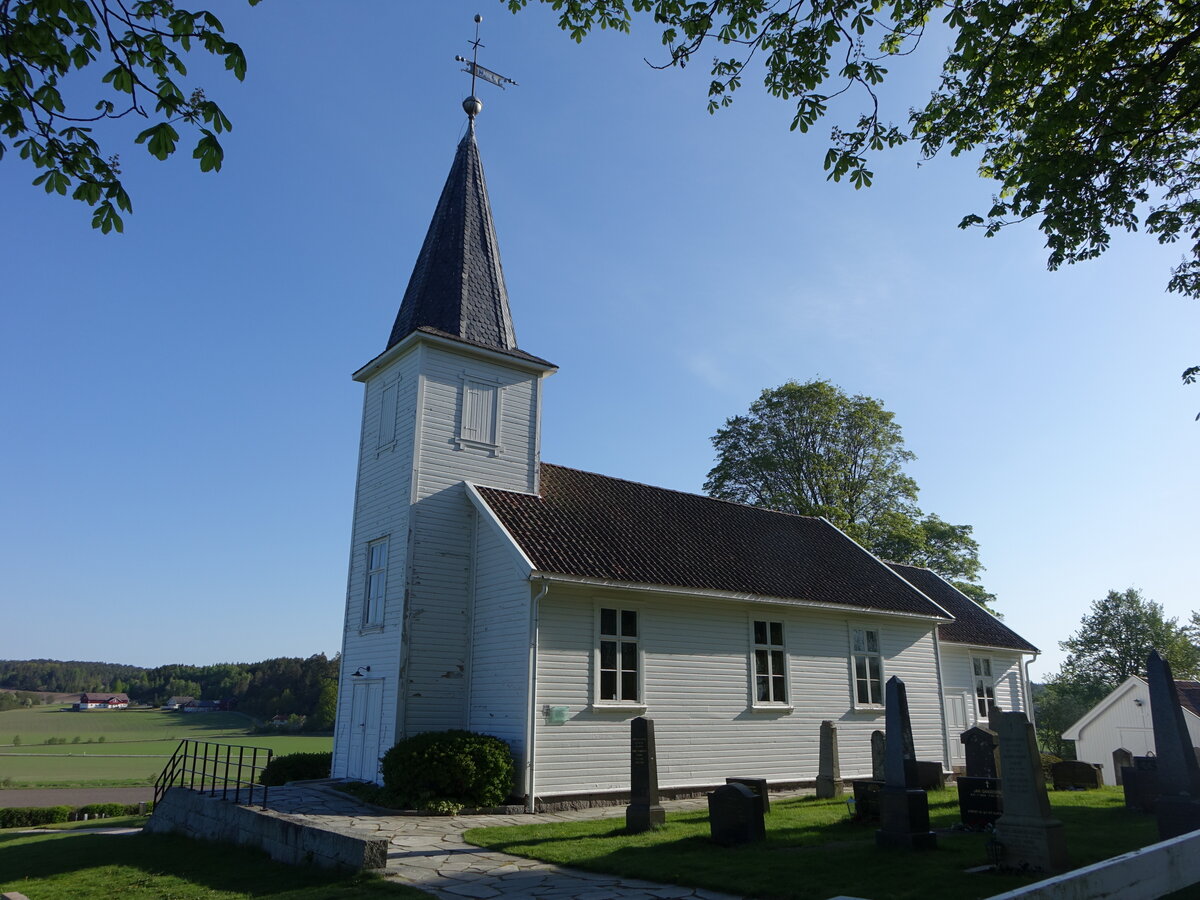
[1134,698,1144,707]
[350,666,372,677]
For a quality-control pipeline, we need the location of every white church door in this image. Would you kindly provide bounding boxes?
[945,692,969,768]
[347,680,384,782]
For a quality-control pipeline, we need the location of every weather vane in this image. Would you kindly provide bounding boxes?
[455,14,518,119]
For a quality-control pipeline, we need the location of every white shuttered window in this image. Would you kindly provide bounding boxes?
[363,538,388,626]
[458,379,499,449]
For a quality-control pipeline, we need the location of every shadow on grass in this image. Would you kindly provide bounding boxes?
[0,832,427,899]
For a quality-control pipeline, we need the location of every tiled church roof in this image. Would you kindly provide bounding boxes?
[476,464,953,619]
[886,562,1039,653]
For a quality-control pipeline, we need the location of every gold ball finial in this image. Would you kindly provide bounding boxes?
[463,96,483,117]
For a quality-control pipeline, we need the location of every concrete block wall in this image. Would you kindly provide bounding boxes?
[145,787,387,871]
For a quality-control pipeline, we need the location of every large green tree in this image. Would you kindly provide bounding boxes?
[705,379,992,603]
[1,0,258,232]
[510,0,1200,391]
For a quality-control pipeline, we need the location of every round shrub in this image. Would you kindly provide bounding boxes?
[1040,753,1063,784]
[259,751,333,786]
[381,730,514,811]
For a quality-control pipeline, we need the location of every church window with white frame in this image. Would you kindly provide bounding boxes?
[597,607,639,703]
[973,656,996,719]
[850,627,883,706]
[752,620,788,704]
[363,538,389,627]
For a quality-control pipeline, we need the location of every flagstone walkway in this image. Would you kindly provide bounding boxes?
[260,783,798,899]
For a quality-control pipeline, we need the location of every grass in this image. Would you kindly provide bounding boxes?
[464,787,1189,900]
[0,706,331,788]
[0,831,431,899]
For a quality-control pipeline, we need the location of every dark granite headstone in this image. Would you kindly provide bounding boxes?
[962,726,1000,778]
[1051,760,1103,791]
[994,711,1069,873]
[875,676,936,850]
[1112,748,1132,786]
[708,782,766,846]
[957,776,1003,828]
[851,779,883,822]
[915,760,946,790]
[817,720,843,798]
[871,730,886,781]
[726,776,770,813]
[1123,756,1160,812]
[1147,651,1200,839]
[626,717,665,833]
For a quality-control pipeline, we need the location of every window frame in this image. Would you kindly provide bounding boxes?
[592,605,644,708]
[749,617,792,709]
[848,625,885,709]
[972,655,997,721]
[362,537,390,628]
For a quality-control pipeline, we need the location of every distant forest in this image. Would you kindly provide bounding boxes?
[0,656,339,729]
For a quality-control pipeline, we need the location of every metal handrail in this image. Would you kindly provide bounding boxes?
[153,739,273,809]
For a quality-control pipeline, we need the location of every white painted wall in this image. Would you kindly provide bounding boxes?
[1065,677,1200,785]
[530,583,946,798]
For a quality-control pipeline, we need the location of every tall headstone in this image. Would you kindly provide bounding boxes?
[961,726,1000,778]
[1112,748,1132,786]
[993,711,1068,873]
[1146,651,1200,839]
[708,782,766,845]
[626,717,665,833]
[816,720,843,798]
[875,676,936,850]
[871,730,886,781]
[1124,755,1160,812]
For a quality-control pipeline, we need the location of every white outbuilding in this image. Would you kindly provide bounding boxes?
[1062,676,1200,785]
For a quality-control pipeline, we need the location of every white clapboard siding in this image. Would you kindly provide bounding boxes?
[532,584,946,796]
[401,344,543,735]
[468,520,533,758]
[332,347,420,778]
[939,643,1027,730]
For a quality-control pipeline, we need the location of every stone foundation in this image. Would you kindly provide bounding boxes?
[145,787,387,871]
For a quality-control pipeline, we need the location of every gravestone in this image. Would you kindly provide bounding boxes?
[1112,748,1133,787]
[708,782,766,846]
[817,720,844,798]
[957,776,1003,829]
[875,676,937,850]
[962,726,1000,778]
[915,760,946,790]
[851,779,882,822]
[726,776,770,813]
[993,711,1069,873]
[1051,760,1104,791]
[1123,755,1160,813]
[1147,651,1200,839]
[871,730,886,781]
[626,716,665,833]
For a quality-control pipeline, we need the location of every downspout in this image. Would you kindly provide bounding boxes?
[525,579,549,813]
[1022,652,1040,729]
[932,626,952,773]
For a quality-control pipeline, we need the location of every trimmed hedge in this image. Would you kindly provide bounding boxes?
[381,730,514,811]
[258,751,333,786]
[1040,753,1063,784]
[0,806,71,827]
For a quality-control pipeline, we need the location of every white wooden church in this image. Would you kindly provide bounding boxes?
[331,105,1039,809]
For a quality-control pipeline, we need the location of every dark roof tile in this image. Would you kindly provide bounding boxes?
[477,464,952,619]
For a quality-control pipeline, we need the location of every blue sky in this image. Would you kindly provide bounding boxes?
[2,1,1196,681]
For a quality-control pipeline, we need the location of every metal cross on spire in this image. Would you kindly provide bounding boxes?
[455,14,518,119]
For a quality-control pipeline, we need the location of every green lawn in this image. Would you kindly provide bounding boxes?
[465,787,1191,900]
[0,831,431,899]
[0,706,331,788]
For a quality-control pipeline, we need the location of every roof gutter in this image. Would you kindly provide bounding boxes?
[527,572,952,623]
[525,578,549,813]
[1022,651,1040,729]
[353,329,557,383]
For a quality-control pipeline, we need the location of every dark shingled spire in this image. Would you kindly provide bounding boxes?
[387,122,518,352]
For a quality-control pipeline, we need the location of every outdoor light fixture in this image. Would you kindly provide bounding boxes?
[350,666,372,677]
[1134,698,1144,706]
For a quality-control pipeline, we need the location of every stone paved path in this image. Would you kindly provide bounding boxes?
[260,784,785,899]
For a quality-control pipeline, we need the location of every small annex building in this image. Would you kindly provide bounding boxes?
[73,692,129,710]
[1062,676,1200,785]
[331,103,1040,807]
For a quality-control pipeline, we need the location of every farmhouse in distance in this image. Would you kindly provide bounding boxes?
[331,106,1039,808]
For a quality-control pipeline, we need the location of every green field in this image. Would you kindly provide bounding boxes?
[0,706,331,788]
